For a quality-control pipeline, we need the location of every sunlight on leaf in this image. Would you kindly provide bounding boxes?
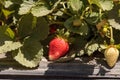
[0,41,22,54]
[99,0,113,11]
[31,0,61,17]
[88,0,113,11]
[108,5,120,30]
[31,6,51,17]
[85,12,99,24]
[13,38,43,68]
[108,19,120,30]
[68,0,83,13]
[18,0,35,15]
[86,43,99,56]
[4,0,13,8]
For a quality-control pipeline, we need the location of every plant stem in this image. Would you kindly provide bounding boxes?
[59,9,72,16]
[80,6,90,20]
[109,26,114,45]
[50,21,64,25]
[32,16,37,29]
[99,9,102,21]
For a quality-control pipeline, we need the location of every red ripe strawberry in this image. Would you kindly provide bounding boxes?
[49,37,69,60]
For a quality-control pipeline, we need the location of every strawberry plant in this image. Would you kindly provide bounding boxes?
[0,0,120,68]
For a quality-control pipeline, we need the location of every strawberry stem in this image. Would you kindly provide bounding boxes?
[109,26,114,45]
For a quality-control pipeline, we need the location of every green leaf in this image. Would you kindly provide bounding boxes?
[0,32,12,46]
[85,35,105,56]
[13,38,43,68]
[108,19,120,30]
[88,0,113,11]
[18,14,49,41]
[0,0,4,5]
[31,5,51,17]
[86,43,99,56]
[4,0,13,8]
[71,36,88,56]
[5,28,15,39]
[2,8,14,18]
[68,0,83,13]
[0,25,8,33]
[0,25,15,39]
[18,14,34,38]
[64,17,89,35]
[118,9,120,17]
[88,0,101,7]
[108,5,120,30]
[0,41,22,54]
[111,29,120,44]
[10,0,23,4]
[30,17,49,40]
[99,0,113,11]
[18,0,35,15]
[31,0,61,17]
[0,25,12,45]
[85,12,99,25]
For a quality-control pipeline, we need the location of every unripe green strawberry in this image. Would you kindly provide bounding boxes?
[49,37,69,60]
[103,27,108,33]
[104,46,119,67]
[73,19,82,27]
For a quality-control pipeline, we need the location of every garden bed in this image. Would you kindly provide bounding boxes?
[0,54,120,80]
